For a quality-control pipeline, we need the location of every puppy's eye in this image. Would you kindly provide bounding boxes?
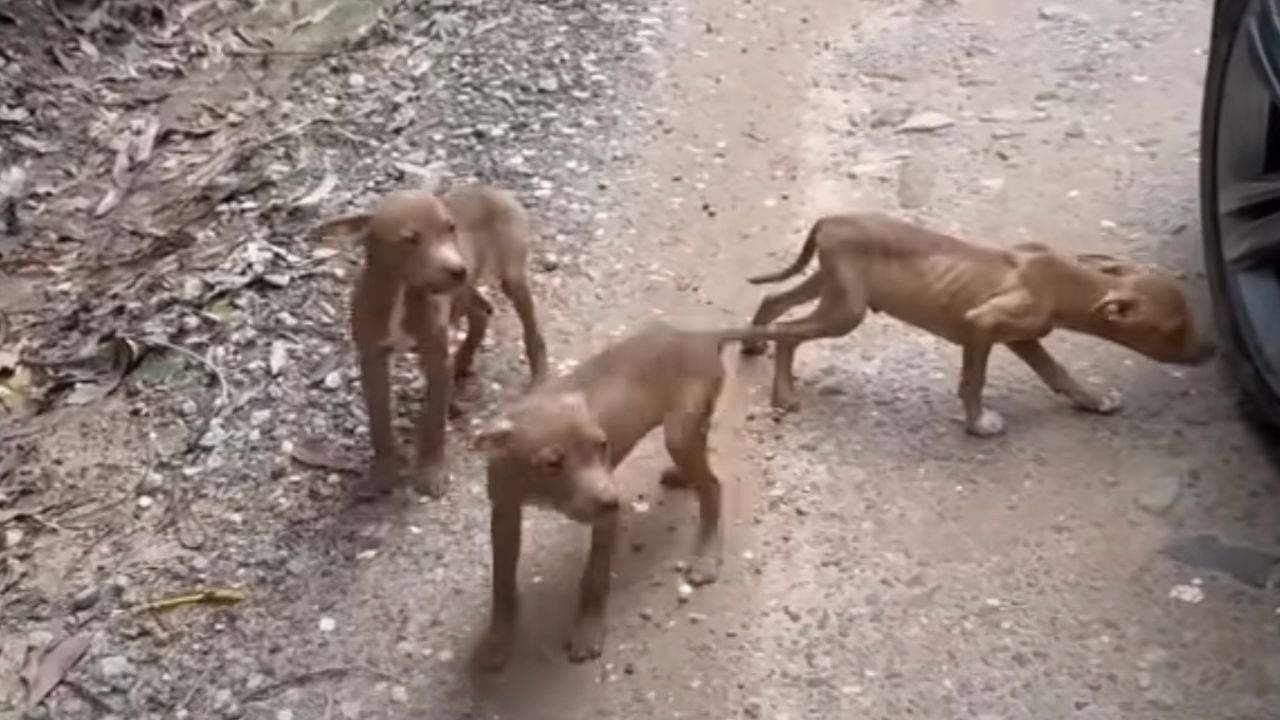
[445,221,456,233]
[596,438,609,456]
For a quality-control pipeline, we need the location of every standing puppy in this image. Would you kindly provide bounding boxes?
[317,185,548,498]
[742,213,1216,436]
[472,321,790,670]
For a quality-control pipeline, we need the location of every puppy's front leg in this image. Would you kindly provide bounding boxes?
[415,330,452,499]
[1006,340,1122,414]
[959,342,1004,437]
[476,491,522,672]
[566,514,618,663]
[357,346,401,496]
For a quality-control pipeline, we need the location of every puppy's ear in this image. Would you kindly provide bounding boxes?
[314,213,372,242]
[1077,253,1138,277]
[474,418,515,453]
[1091,289,1140,322]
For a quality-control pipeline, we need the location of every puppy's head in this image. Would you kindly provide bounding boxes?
[475,393,620,524]
[318,190,468,294]
[1080,254,1216,365]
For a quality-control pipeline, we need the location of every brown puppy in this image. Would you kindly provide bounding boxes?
[471,320,790,670]
[317,185,548,498]
[742,213,1216,436]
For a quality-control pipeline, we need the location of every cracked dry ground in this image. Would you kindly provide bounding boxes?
[3,0,1280,718]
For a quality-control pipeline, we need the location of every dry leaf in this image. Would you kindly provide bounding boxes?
[22,633,91,707]
[291,437,361,473]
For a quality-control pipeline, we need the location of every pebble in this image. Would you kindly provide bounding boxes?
[198,420,228,449]
[71,586,100,612]
[897,111,955,133]
[390,685,409,703]
[677,582,694,603]
[318,617,337,632]
[1135,474,1182,516]
[1038,4,1074,21]
[99,655,137,689]
[323,370,344,389]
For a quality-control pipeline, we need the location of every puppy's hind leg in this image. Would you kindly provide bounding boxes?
[661,380,725,587]
[767,260,868,412]
[453,287,495,382]
[741,272,823,356]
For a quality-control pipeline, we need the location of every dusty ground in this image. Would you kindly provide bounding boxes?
[2,0,1279,718]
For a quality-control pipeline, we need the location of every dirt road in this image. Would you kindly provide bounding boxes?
[2,0,1279,718]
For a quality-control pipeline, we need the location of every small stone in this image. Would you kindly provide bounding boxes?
[347,73,366,88]
[136,495,154,509]
[677,582,694,603]
[71,586,100,611]
[897,111,955,133]
[276,711,294,720]
[639,608,655,622]
[1064,121,1086,138]
[198,420,228,449]
[5,527,24,548]
[390,685,408,703]
[99,655,137,690]
[869,105,913,128]
[323,371,343,390]
[1038,4,1072,21]
[269,342,288,377]
[1136,474,1182,516]
[27,630,54,649]
[980,108,1020,123]
[537,76,560,93]
[318,617,337,632]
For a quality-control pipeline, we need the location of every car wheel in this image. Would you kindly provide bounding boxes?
[1200,0,1280,429]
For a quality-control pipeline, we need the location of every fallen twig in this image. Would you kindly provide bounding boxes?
[241,666,400,704]
[137,588,245,614]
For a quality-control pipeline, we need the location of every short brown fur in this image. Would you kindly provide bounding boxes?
[742,213,1216,436]
[471,320,795,670]
[317,185,548,498]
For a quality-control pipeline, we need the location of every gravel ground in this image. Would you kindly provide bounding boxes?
[2,0,1278,718]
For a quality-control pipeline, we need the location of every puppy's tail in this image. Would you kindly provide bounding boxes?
[746,220,823,285]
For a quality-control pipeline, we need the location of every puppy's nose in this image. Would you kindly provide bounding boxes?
[447,265,468,283]
[599,496,620,514]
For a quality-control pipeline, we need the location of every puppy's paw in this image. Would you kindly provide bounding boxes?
[686,553,722,587]
[412,463,450,499]
[965,408,1006,437]
[660,467,691,489]
[473,626,514,673]
[1077,389,1123,415]
[770,389,801,414]
[565,617,605,663]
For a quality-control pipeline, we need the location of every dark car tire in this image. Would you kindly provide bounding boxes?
[1199,0,1280,430]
